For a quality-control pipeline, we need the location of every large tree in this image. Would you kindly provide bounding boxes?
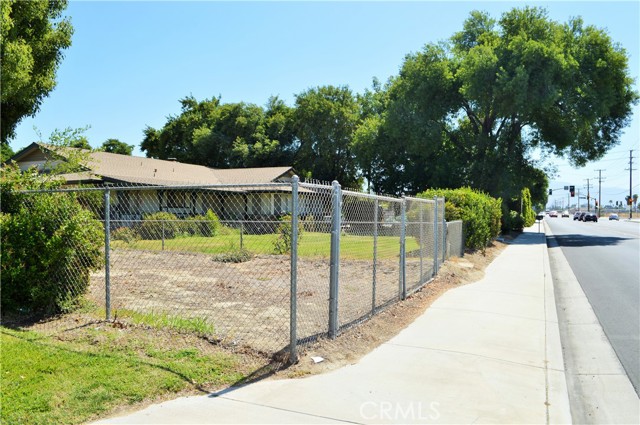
[141,96,296,169]
[293,85,361,188]
[101,138,133,155]
[372,7,637,203]
[1,0,73,144]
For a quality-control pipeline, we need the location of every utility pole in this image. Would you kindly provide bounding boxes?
[584,178,592,212]
[627,150,636,219]
[595,169,606,218]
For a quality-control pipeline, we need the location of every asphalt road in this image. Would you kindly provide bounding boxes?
[545,215,640,394]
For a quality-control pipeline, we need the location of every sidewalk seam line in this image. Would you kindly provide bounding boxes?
[429,306,547,322]
[384,342,548,371]
[216,396,364,424]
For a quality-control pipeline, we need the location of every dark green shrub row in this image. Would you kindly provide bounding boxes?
[418,187,502,250]
[133,210,221,240]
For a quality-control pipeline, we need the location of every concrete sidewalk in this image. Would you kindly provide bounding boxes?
[96,229,572,424]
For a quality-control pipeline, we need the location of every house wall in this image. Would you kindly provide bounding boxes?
[15,150,63,172]
[111,190,295,223]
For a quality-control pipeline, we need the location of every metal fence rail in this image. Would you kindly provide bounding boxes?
[14,177,461,362]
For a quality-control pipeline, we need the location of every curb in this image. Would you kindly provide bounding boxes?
[539,224,573,424]
[543,222,640,423]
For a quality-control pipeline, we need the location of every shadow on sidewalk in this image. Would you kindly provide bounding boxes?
[506,231,546,245]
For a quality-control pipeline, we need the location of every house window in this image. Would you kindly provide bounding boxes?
[274,194,289,214]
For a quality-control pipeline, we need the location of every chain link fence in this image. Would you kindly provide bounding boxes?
[10,178,461,362]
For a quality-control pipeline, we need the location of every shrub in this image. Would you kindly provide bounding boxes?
[214,243,252,263]
[190,209,220,237]
[521,188,536,227]
[507,210,525,231]
[137,212,179,240]
[111,227,140,243]
[418,187,502,250]
[1,191,104,314]
[273,214,303,254]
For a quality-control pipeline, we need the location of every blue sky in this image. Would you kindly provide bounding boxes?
[10,0,640,207]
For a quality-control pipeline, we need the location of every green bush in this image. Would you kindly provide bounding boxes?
[273,214,303,254]
[507,210,525,231]
[111,227,140,243]
[137,212,179,240]
[521,188,536,227]
[214,243,252,263]
[1,192,104,314]
[418,187,502,250]
[189,209,220,237]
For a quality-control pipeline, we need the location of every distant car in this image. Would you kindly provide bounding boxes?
[549,210,558,217]
[609,213,619,221]
[561,210,570,218]
[573,211,582,220]
[584,212,598,222]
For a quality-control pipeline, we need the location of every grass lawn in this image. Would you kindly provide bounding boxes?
[1,324,265,425]
[113,230,419,260]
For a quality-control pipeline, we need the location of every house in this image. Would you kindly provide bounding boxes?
[8,143,308,224]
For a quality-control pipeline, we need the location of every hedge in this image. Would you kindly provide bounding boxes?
[418,187,502,250]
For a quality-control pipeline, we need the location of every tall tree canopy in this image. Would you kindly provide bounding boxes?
[141,96,295,169]
[1,0,73,144]
[293,85,361,187]
[101,138,133,155]
[369,7,637,203]
[138,7,635,208]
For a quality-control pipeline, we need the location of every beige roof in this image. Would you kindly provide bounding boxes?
[86,151,224,185]
[12,143,294,188]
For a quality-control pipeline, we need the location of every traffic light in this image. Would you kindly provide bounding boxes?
[569,185,575,197]
[548,189,552,195]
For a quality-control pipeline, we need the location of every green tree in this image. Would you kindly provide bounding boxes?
[1,0,73,145]
[293,85,361,187]
[1,143,14,162]
[520,187,536,227]
[372,7,637,201]
[141,96,219,164]
[141,96,296,169]
[68,136,91,150]
[101,138,133,155]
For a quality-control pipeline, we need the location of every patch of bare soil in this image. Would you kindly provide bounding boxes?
[279,240,509,379]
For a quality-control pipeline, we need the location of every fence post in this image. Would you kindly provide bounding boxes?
[400,198,406,300]
[289,176,299,363]
[441,198,447,264]
[372,198,378,316]
[328,180,341,339]
[419,202,424,284]
[161,221,165,251]
[433,197,439,275]
[104,188,111,321]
